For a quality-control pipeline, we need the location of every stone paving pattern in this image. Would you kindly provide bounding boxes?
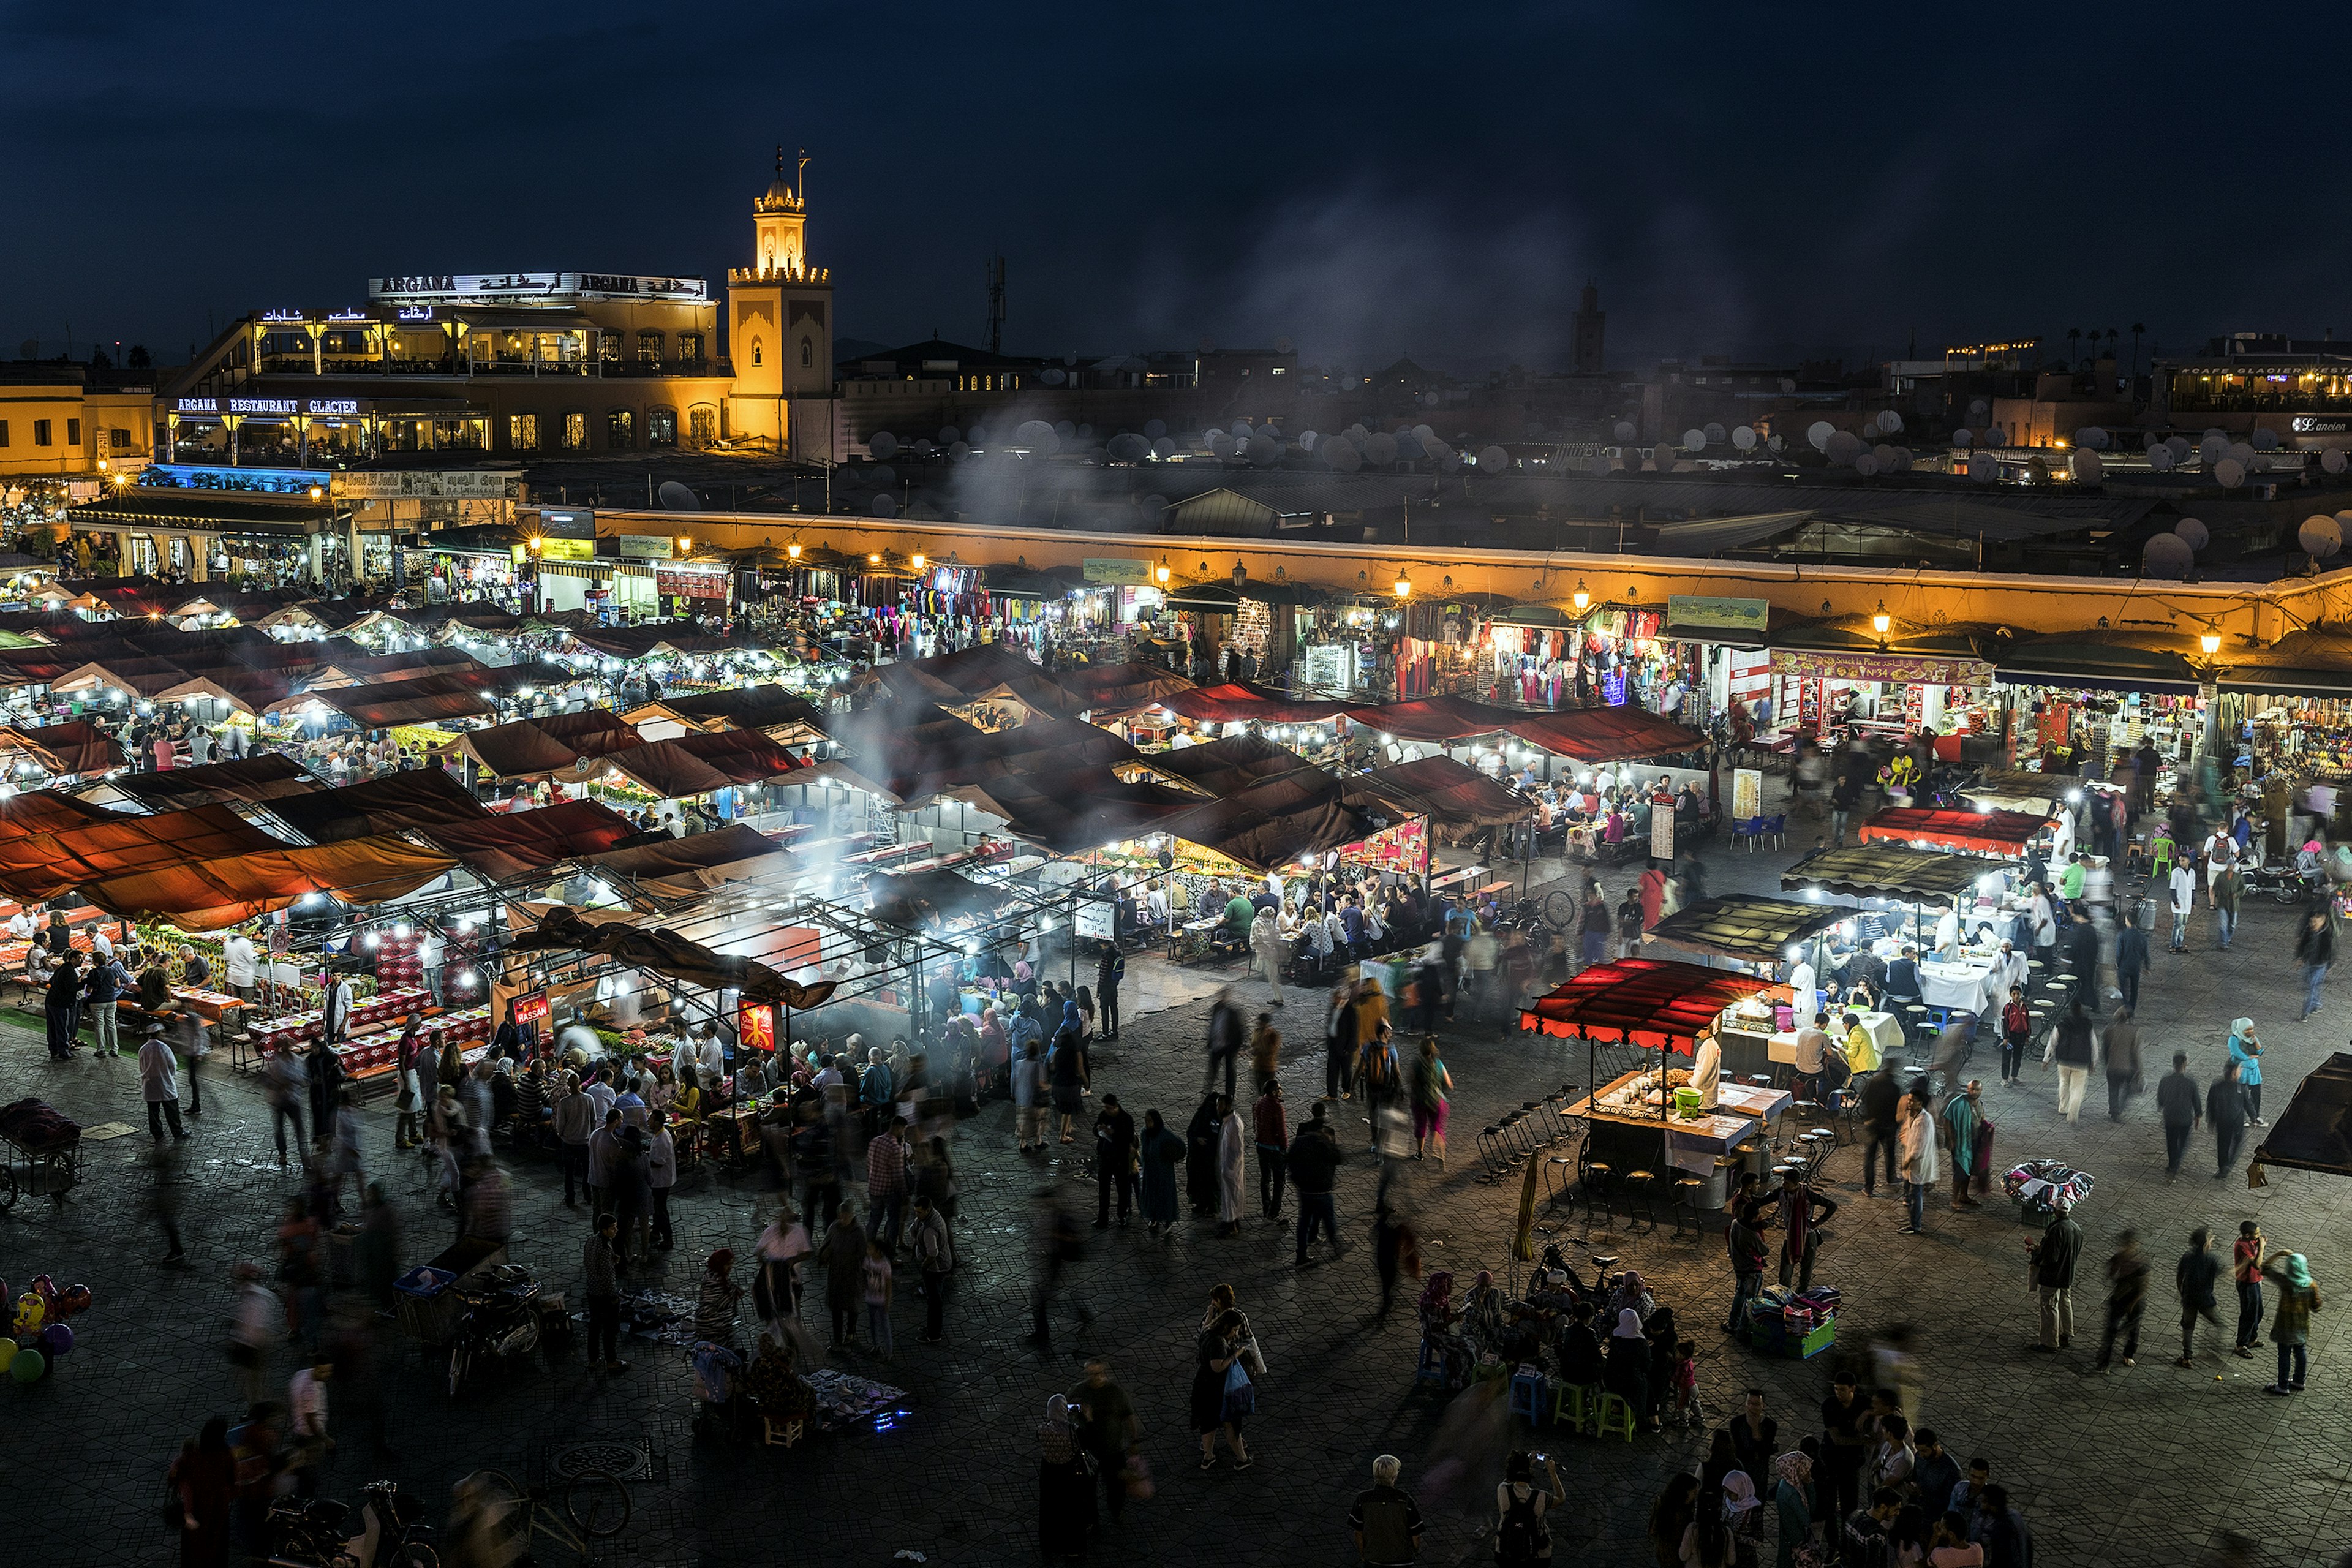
[9,803,2352,1567]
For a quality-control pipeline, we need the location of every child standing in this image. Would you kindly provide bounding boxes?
[1670,1338,1703,1430]
[2234,1220,2266,1357]
[1999,985,2033,1087]
[862,1237,895,1360]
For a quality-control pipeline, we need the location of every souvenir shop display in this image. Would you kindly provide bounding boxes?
[1738,1284,1839,1359]
[2002,1158,2094,1219]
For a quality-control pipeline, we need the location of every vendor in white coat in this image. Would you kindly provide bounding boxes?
[1688,1028,1723,1110]
[1785,955,1817,1022]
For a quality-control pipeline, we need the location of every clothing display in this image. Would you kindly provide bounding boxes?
[2002,1158,2094,1215]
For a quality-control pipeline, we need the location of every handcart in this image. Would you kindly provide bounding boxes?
[0,1098,83,1209]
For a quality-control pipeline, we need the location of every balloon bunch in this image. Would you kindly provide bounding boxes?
[0,1275,91,1385]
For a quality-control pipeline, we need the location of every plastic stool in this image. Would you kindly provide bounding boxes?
[1509,1368,1545,1422]
[1414,1338,1448,1390]
[1549,1381,1597,1434]
[1596,1392,1638,1442]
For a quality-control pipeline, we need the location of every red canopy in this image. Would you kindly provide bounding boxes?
[601,729,809,797]
[318,673,497,727]
[111,753,319,812]
[1156,682,1355,725]
[1519,957,1784,1053]
[0,802,283,902]
[81,836,458,930]
[1506,706,1702,763]
[1855,806,2050,857]
[1343,695,1528,742]
[266,769,491,844]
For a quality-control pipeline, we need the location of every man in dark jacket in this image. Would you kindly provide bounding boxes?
[2094,1230,2149,1370]
[1859,1064,1902,1197]
[2062,905,2100,986]
[2027,1200,2082,1351]
[2296,909,2337,1020]
[1091,1095,1137,1228]
[2175,1226,2223,1366]
[2115,909,2150,1011]
[2209,1060,2251,1178]
[2155,1052,2202,1177]
[1286,1112,1344,1266]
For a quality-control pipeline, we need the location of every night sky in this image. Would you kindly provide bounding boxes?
[9,1,2350,375]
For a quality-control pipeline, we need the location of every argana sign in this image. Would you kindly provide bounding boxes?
[368,273,708,303]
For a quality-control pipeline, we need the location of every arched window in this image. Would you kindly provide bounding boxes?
[800,337,812,368]
[751,339,763,367]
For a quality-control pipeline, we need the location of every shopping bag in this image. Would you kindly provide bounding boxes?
[1221,1358,1256,1422]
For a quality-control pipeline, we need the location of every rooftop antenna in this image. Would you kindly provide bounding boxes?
[796,146,810,203]
[986,256,1006,355]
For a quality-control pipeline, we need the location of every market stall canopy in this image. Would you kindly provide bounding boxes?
[1343,694,1529,742]
[1145,733,1311,796]
[453,709,646,781]
[657,684,830,737]
[317,673,497,728]
[567,622,737,660]
[309,648,487,688]
[578,824,793,903]
[1159,769,1379,873]
[2251,1051,2352,1177]
[1645,895,1848,963]
[0,718,127,777]
[1779,842,2009,907]
[1856,805,2052,857]
[508,904,838,1008]
[108,753,318,813]
[934,769,1205,856]
[2217,627,2352,698]
[865,867,1023,929]
[266,769,491,845]
[1994,631,2206,695]
[0,801,286,902]
[1505,706,1703,763]
[0,788,118,835]
[601,729,809,798]
[861,709,1143,805]
[1054,660,1197,718]
[1156,681,1355,726]
[1343,755,1529,834]
[80,836,457,930]
[419,799,641,882]
[1520,957,1782,1052]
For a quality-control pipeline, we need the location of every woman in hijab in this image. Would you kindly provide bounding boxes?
[1604,1308,1650,1425]
[1609,1268,1655,1325]
[1036,1393,1096,1561]
[1049,1000,1088,1145]
[1461,1269,1506,1354]
[1137,1107,1186,1238]
[693,1249,742,1350]
[1184,1093,1223,1216]
[2260,1250,2322,1395]
[172,1416,237,1568]
[1418,1271,1473,1389]
[2228,1018,2266,1125]
[1772,1445,1817,1568]
[744,1331,812,1433]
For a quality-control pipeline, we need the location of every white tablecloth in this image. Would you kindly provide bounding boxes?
[1771,1011,1903,1063]
[1918,959,2000,1016]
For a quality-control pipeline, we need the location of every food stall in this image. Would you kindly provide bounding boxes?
[1521,958,1792,1203]
[1765,616,2001,756]
[1779,840,2019,1023]
[1642,895,1848,1081]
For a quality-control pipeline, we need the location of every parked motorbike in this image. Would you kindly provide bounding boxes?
[2241,859,2324,905]
[265,1482,437,1568]
[447,1264,543,1399]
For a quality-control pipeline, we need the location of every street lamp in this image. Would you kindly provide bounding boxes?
[676,535,692,553]
[911,552,926,570]
[1393,571,1412,599]
[2200,631,2222,655]
[1871,601,1891,637]
[1571,579,1589,612]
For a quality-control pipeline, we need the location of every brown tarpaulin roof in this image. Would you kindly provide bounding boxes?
[420,799,641,881]
[508,905,837,1008]
[1644,895,1849,963]
[1145,734,1311,796]
[80,836,458,930]
[1780,843,2009,908]
[1342,695,1531,742]
[266,769,491,845]
[865,867,1023,929]
[1160,769,1377,873]
[0,790,118,836]
[454,709,646,780]
[1054,660,1197,717]
[1344,755,1531,837]
[0,802,284,902]
[580,823,792,900]
[0,718,129,776]
[318,673,497,727]
[110,753,318,812]
[935,769,1205,856]
[2252,1050,2352,1177]
[657,683,830,734]
[601,729,809,797]
[1506,706,1703,763]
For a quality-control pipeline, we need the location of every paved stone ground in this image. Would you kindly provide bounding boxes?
[12,800,2352,1567]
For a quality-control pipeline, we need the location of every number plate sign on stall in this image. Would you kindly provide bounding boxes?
[1651,809,1675,862]
[1083,558,1150,586]
[739,1002,777,1054]
[1732,768,1763,820]
[655,565,729,600]
[1074,899,1117,941]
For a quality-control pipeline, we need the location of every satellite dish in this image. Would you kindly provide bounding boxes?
[1143,418,1167,439]
[1966,453,1999,483]
[2227,442,2256,467]
[2069,449,2105,484]
[1149,436,1175,460]
[1364,432,1398,465]
[1273,336,1295,355]
[1807,420,1834,452]
[1683,428,1707,453]
[1232,419,1254,440]
[1412,423,1435,442]
[1825,429,1863,465]
[2253,428,2281,451]
[2302,514,2344,559]
[1704,422,1727,445]
[1969,398,1990,417]
[1207,432,1235,459]
[1246,434,1280,466]
[2214,458,2247,489]
[1732,425,1757,450]
[2328,448,2351,476]
[1985,424,2006,446]
[2198,434,2229,466]
[1875,410,1904,435]
[911,437,935,457]
[1649,445,1678,471]
[1420,434,1450,462]
[869,431,899,460]
[1854,454,1881,477]
[1479,444,1510,472]
[657,481,699,512]
[1062,352,1078,367]
[1324,438,1362,472]
[1054,420,1076,440]
[1107,432,1148,462]
[1889,447,1914,473]
[872,493,899,519]
[2336,509,2352,533]
[2174,518,2209,550]
[2148,445,2176,471]
[1872,443,1900,469]
[1766,435,1785,453]
[1015,419,1059,453]
[1952,429,1973,448]
[967,423,988,444]
[1299,429,1319,451]
[871,464,896,488]
[1040,368,1066,386]
[2140,533,2193,578]
[937,424,960,445]
[949,440,971,459]
[2166,435,2192,461]
[1346,423,1368,442]
[2071,426,2100,450]
[2202,428,2228,442]
[1612,421,1637,443]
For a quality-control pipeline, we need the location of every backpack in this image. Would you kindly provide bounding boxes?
[1495,1485,1549,1562]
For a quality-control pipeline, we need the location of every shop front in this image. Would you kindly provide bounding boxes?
[1768,619,1999,757]
[1991,633,2212,777]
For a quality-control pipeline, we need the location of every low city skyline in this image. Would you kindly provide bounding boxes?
[9,2,2351,372]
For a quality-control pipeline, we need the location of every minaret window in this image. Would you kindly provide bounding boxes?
[801,338,812,368]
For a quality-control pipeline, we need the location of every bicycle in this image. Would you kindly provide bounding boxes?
[458,1466,630,1560]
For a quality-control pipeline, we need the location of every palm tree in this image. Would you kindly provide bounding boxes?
[2067,326,2082,369]
[2130,322,2145,378]
[2105,328,2120,369]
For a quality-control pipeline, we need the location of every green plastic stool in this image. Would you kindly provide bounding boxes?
[1596,1392,1638,1442]
[1550,1381,1600,1435]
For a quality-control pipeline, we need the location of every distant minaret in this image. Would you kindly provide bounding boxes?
[1572,281,1605,374]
